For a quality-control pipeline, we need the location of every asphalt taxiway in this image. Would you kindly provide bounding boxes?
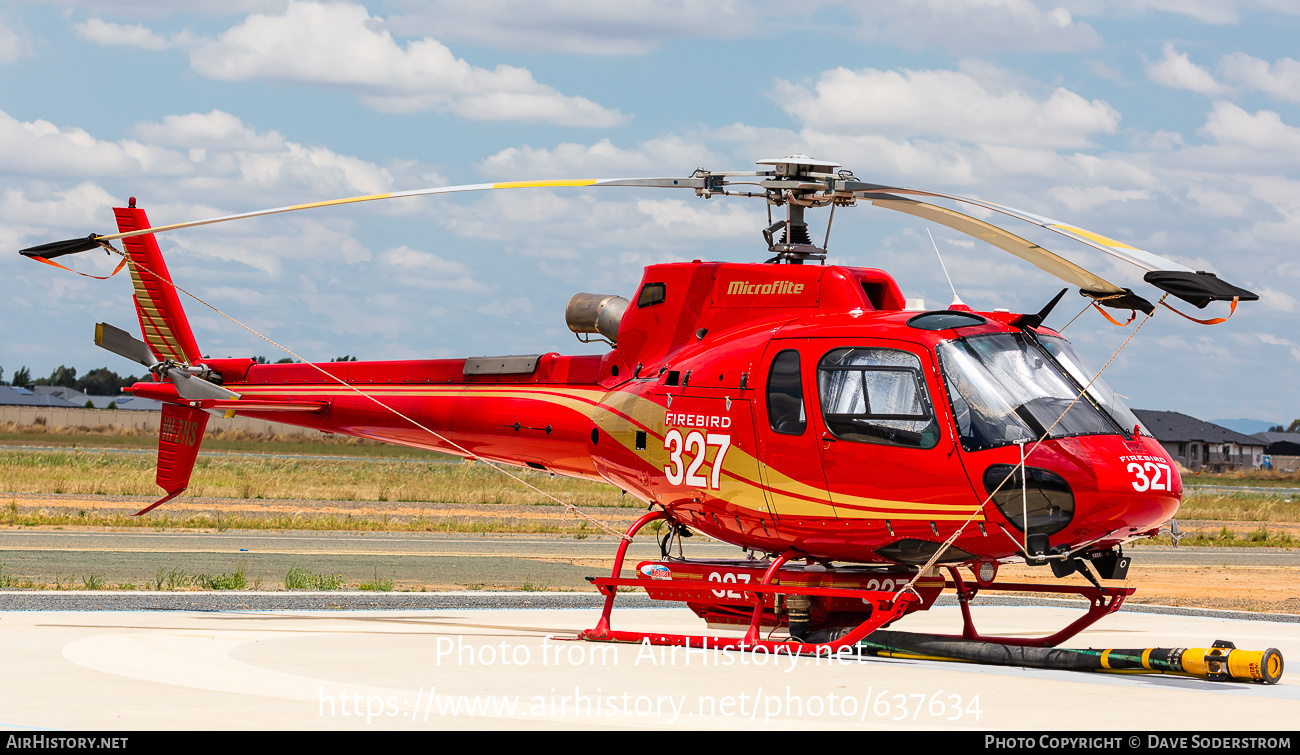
[1,528,1295,590]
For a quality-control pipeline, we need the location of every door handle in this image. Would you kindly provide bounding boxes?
[821,434,837,443]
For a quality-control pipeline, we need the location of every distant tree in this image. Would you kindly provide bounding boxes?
[0,366,5,385]
[74,367,139,396]
[11,366,30,387]
[106,401,117,410]
[36,365,78,388]
[253,356,267,364]
[330,355,358,362]
[274,357,295,364]
[1289,419,1300,434]
[84,400,94,408]
[1271,425,1286,432]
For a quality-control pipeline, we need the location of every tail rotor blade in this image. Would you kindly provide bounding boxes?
[95,322,159,369]
[168,370,240,402]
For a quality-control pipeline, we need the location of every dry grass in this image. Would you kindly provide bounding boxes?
[0,446,629,508]
[0,422,451,458]
[1178,489,1300,522]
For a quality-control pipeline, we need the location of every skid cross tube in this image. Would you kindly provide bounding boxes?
[579,514,919,653]
[940,566,1133,647]
[581,575,920,654]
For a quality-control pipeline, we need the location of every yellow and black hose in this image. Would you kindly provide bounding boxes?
[855,631,1282,684]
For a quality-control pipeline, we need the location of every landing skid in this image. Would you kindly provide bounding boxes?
[579,511,1134,653]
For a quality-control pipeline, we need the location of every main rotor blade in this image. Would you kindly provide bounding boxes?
[864,195,1129,296]
[95,322,159,369]
[63,176,707,246]
[845,182,1194,275]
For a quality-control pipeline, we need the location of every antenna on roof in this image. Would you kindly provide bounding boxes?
[928,228,966,310]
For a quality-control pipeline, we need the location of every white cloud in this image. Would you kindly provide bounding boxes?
[182,1,625,125]
[436,190,764,259]
[850,0,1100,52]
[479,137,722,178]
[1146,43,1227,95]
[0,106,442,259]
[377,245,487,292]
[1063,0,1300,25]
[0,20,30,63]
[1146,46,1300,104]
[74,18,191,50]
[770,66,1120,149]
[0,109,183,178]
[1219,52,1300,104]
[1256,287,1299,313]
[1202,102,1300,153]
[385,0,760,55]
[1258,333,1300,361]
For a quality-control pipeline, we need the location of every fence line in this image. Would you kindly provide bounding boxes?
[0,405,322,437]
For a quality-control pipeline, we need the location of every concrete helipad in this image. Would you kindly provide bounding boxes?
[2,601,1297,730]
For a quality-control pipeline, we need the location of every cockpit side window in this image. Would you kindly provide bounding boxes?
[637,282,666,307]
[766,349,806,435]
[817,348,939,449]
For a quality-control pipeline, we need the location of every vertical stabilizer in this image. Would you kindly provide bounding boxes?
[136,403,209,516]
[113,204,202,364]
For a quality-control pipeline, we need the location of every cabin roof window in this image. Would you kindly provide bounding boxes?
[907,311,987,331]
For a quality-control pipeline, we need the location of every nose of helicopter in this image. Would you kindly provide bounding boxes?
[974,435,1182,552]
[1041,435,1182,544]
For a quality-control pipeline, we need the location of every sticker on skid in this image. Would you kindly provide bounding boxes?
[640,564,673,580]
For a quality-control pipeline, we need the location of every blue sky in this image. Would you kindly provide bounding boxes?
[0,0,1296,422]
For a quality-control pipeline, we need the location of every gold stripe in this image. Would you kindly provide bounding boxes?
[492,179,597,189]
[229,381,985,519]
[289,193,392,211]
[1141,648,1153,670]
[1050,224,1137,250]
[1101,649,1112,669]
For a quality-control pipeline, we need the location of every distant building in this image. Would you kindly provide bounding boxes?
[1133,409,1266,472]
[1252,431,1300,473]
[0,385,81,407]
[29,385,161,411]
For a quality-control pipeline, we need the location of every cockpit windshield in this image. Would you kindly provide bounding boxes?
[937,333,1124,452]
[1036,333,1150,438]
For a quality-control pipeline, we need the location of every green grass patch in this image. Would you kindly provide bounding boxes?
[193,562,249,590]
[1148,525,1296,547]
[357,569,394,591]
[285,564,344,590]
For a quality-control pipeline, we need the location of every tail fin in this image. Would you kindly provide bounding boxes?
[136,403,209,516]
[113,204,202,364]
[114,202,209,515]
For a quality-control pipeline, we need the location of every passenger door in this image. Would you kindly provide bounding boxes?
[809,339,980,528]
[755,340,837,520]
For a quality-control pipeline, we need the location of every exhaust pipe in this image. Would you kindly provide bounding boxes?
[565,293,629,345]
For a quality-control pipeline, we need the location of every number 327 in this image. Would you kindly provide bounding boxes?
[663,431,730,490]
[1128,461,1173,492]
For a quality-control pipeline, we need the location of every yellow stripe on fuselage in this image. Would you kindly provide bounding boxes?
[234,381,982,520]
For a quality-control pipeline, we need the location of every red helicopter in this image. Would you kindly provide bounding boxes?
[21,155,1282,683]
